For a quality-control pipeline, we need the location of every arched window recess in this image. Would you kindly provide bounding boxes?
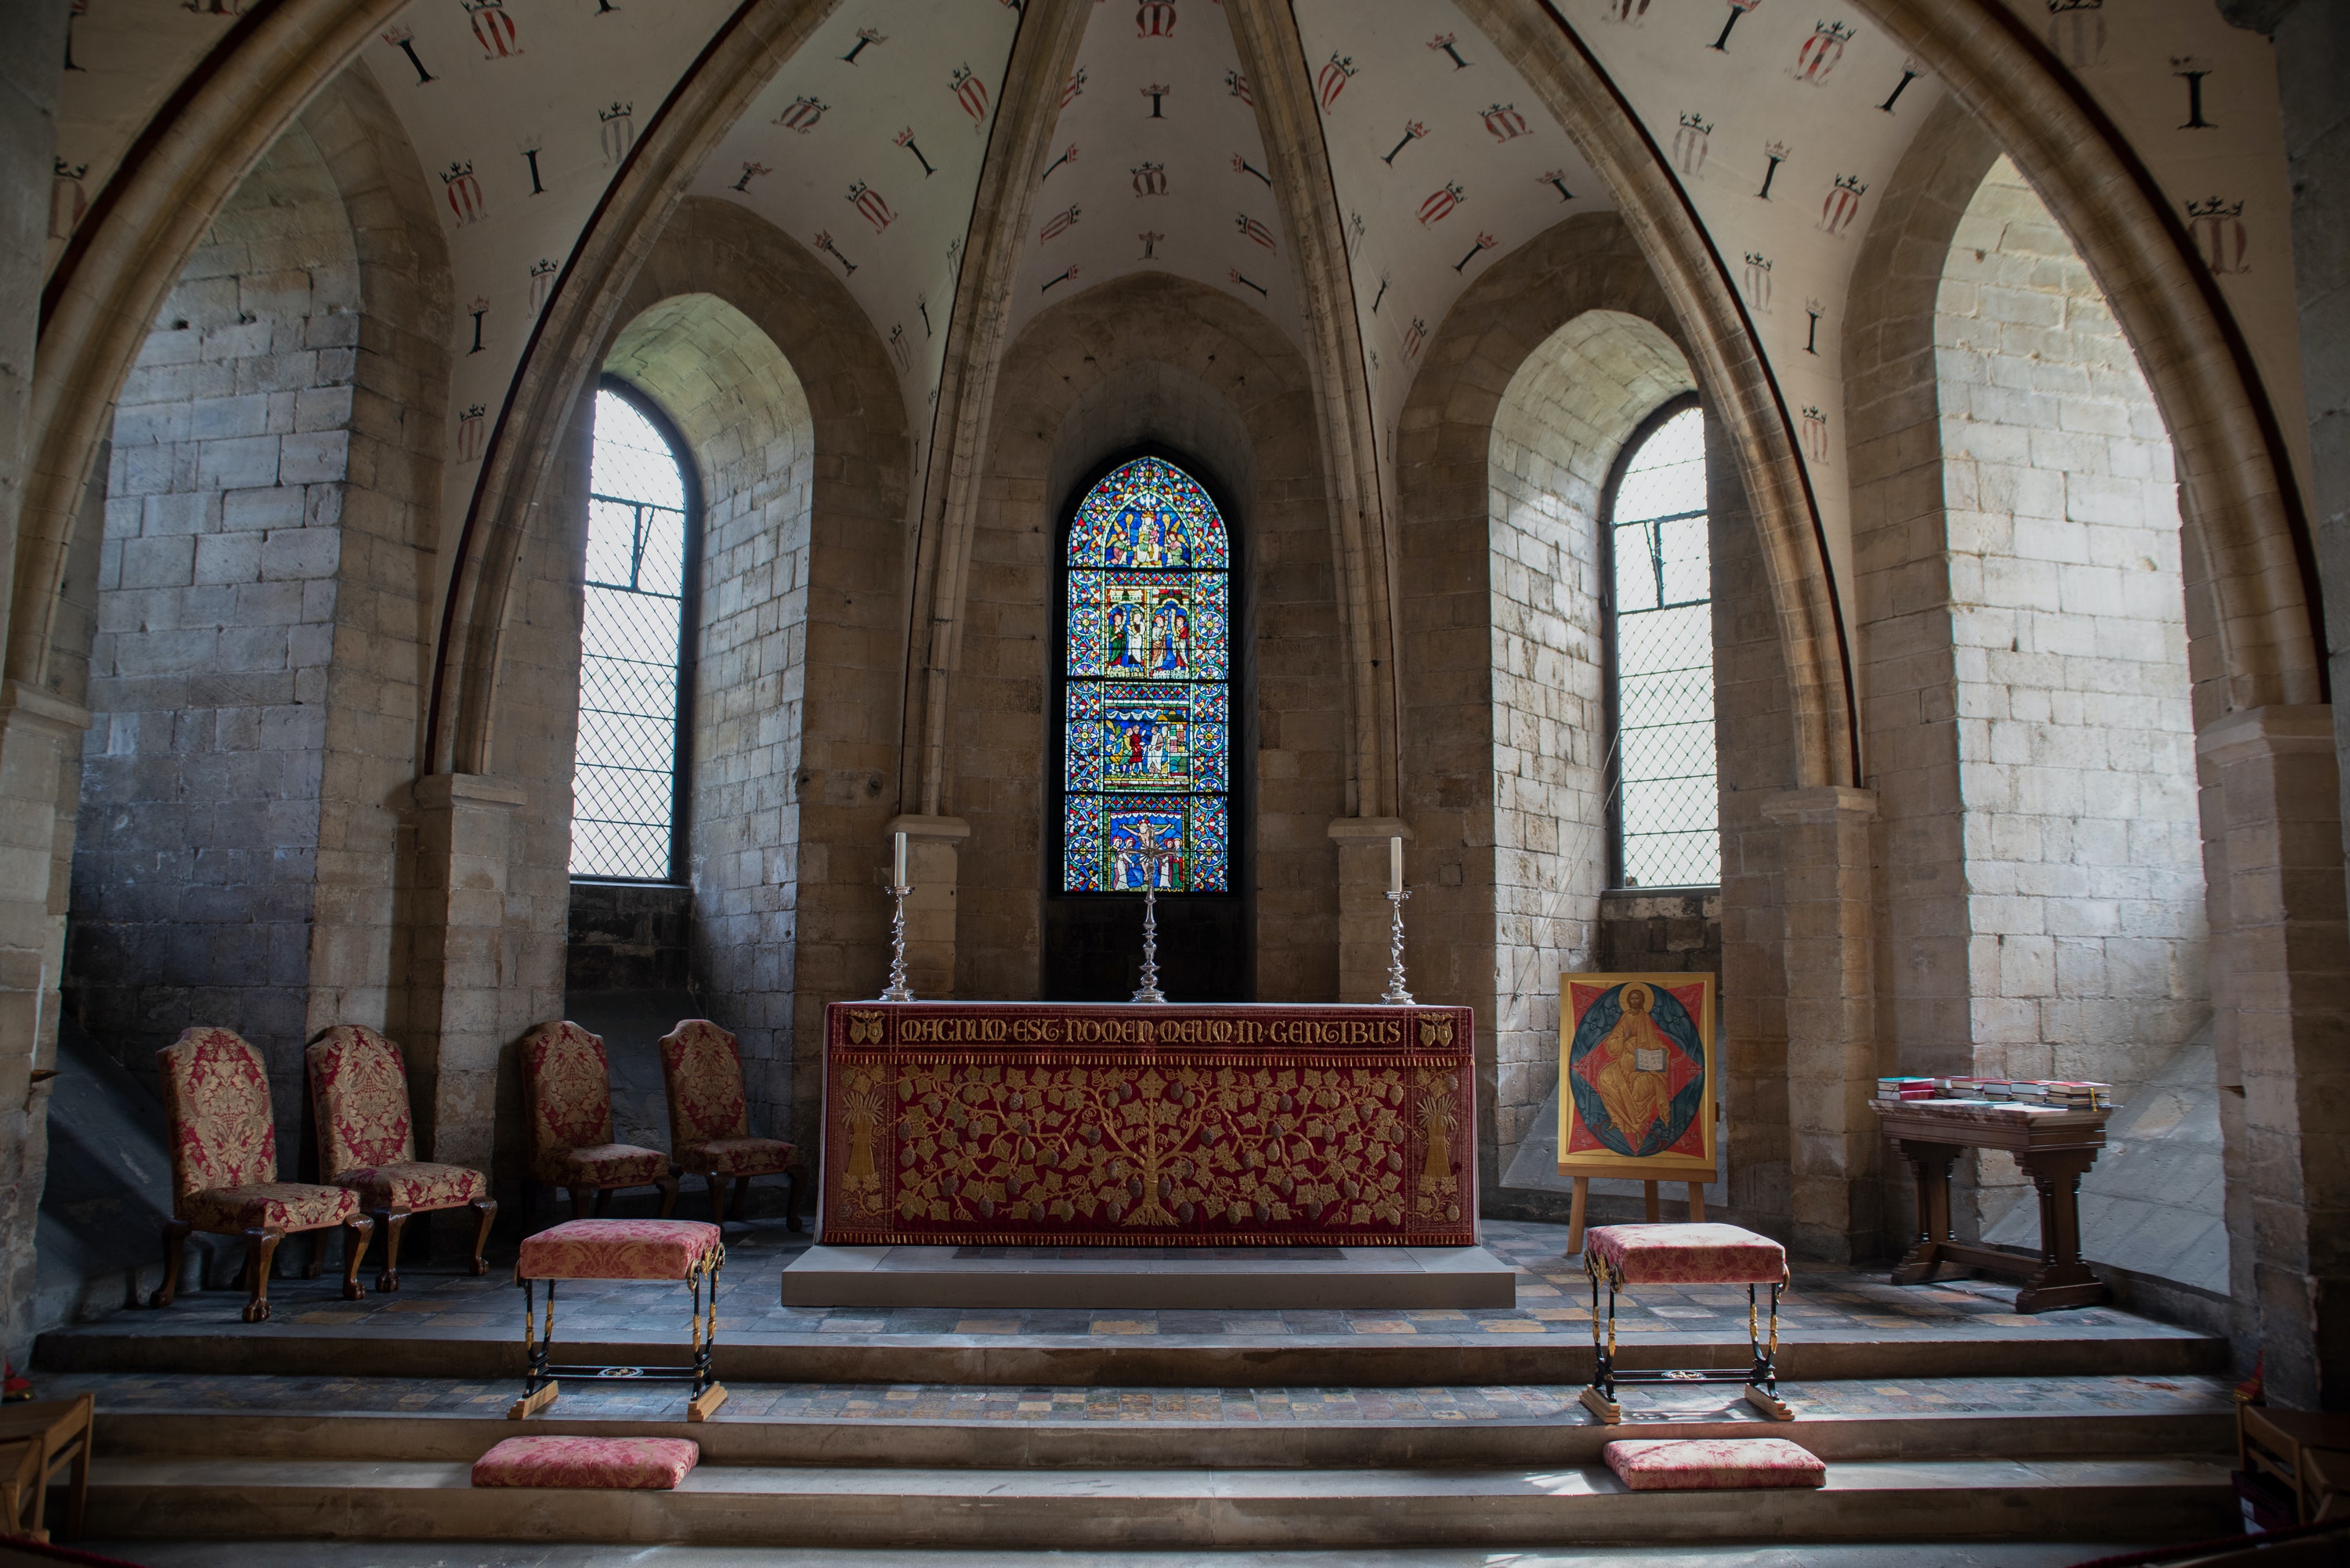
[568,378,700,883]
[1601,396,1719,890]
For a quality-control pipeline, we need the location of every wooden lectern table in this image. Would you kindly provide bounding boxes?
[1873,1098,2111,1313]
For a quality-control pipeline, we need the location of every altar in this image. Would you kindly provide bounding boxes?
[784,1000,1513,1309]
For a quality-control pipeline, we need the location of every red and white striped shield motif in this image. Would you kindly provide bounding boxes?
[1795,22,1851,85]
[1672,114,1709,177]
[2187,200,2248,274]
[1481,104,1528,143]
[442,162,485,227]
[2046,1,2105,70]
[49,161,85,241]
[1402,317,1428,360]
[1799,406,1828,464]
[1817,175,1866,237]
[529,258,557,316]
[599,104,634,168]
[457,404,487,464]
[952,66,989,128]
[1417,182,1465,226]
[465,0,520,59]
[848,182,895,234]
[1236,215,1276,251]
[776,96,826,134]
[1601,0,1650,22]
[1317,54,1355,110]
[1040,205,1080,243]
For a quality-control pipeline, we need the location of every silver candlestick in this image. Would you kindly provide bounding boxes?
[1379,887,1415,1005]
[880,883,915,1002]
[1131,879,1168,1003]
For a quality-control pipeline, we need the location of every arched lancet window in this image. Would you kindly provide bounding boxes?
[1605,403,1719,887]
[569,382,695,881]
[1058,455,1232,894]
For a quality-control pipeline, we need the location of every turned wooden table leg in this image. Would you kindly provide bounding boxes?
[1891,1140,1960,1285]
[2015,1147,2106,1311]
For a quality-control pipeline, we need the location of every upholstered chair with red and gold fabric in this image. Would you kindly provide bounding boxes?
[306,1024,497,1291]
[153,1027,373,1321]
[521,1021,678,1222]
[656,1020,801,1229]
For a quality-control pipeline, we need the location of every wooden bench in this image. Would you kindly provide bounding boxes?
[1581,1222,1791,1425]
[509,1219,727,1422]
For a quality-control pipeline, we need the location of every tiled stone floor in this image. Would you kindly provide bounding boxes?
[46,1368,2232,1425]
[62,1219,2202,1347]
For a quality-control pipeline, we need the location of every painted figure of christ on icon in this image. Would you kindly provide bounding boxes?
[1557,973,1716,1180]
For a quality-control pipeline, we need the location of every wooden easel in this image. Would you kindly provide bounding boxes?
[1564,1162,1708,1255]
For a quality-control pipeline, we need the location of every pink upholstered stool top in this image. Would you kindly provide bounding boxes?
[1584,1223,1788,1288]
[472,1435,700,1489]
[516,1219,725,1282]
[1603,1436,1824,1491]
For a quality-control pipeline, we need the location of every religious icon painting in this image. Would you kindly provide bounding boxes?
[1556,972,1716,1180]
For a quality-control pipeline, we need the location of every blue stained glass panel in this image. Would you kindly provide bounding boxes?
[1061,457,1231,894]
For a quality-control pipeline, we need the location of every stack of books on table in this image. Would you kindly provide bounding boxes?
[1872,1077,2113,1111]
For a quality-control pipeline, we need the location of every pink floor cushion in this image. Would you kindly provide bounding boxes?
[1585,1222,1788,1287]
[517,1218,725,1282]
[472,1436,700,1489]
[1603,1437,1825,1491]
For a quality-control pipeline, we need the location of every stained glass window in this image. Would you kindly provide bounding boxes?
[569,386,691,880]
[1059,456,1231,893]
[1607,406,1719,887]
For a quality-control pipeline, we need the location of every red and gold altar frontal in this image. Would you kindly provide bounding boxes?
[819,1002,1477,1248]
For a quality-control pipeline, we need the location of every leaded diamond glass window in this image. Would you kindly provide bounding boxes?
[569,386,691,880]
[1058,456,1231,893]
[1608,406,1719,887]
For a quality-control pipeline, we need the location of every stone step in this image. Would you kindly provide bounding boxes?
[78,1453,2239,1548]
[90,1401,2233,1470]
[36,1323,2227,1387]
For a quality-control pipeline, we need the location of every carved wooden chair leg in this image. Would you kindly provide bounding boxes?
[592,1187,613,1218]
[340,1213,373,1301]
[707,1173,732,1225]
[243,1229,284,1322]
[568,1186,594,1222]
[728,1174,750,1223]
[655,1173,679,1219]
[150,1220,191,1308]
[302,1232,325,1279]
[468,1198,498,1276]
[376,1210,409,1292]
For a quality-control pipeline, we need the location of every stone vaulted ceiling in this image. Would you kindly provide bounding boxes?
[43,0,2308,622]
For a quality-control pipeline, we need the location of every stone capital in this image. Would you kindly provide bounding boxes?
[1759,784,1878,827]
[1327,815,1413,843]
[887,812,971,844]
[410,772,527,811]
[2195,703,2334,767]
[0,681,92,737]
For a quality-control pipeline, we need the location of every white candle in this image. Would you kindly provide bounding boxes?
[1390,835,1404,894]
[893,830,908,889]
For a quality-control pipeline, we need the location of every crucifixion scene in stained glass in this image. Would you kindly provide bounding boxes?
[1061,457,1231,894]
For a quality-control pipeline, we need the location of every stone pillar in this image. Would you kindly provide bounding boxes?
[2199,706,2350,1408]
[887,814,970,999]
[1762,785,1880,1262]
[0,684,90,1362]
[401,772,525,1180]
[1329,817,1411,1003]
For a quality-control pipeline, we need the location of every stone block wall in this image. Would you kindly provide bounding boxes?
[1594,890,1723,977]
[67,121,360,1145]
[1935,160,2209,1111]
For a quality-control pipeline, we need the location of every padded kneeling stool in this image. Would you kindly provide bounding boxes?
[1582,1222,1791,1425]
[472,1436,700,1489]
[1603,1437,1824,1491]
[511,1219,727,1422]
